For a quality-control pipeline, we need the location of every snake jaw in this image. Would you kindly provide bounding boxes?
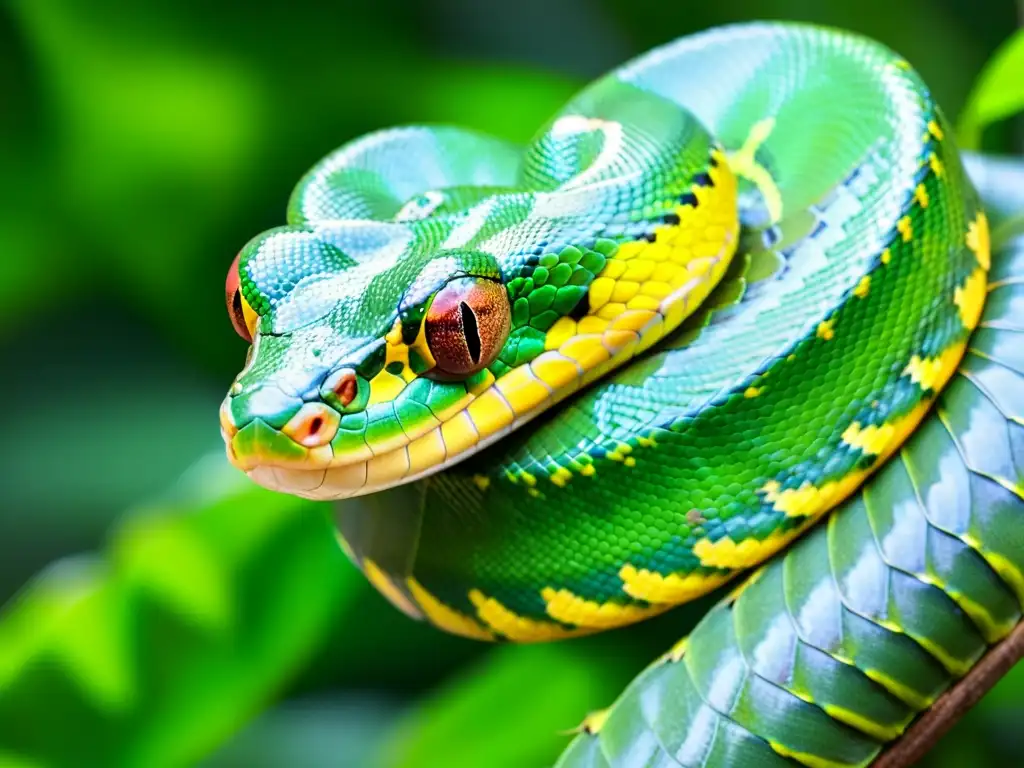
[239,407,518,501]
[247,462,370,501]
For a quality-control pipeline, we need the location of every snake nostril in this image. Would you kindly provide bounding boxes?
[282,402,340,448]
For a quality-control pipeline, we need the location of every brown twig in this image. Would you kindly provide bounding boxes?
[873,620,1024,767]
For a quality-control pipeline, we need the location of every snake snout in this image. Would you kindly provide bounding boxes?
[225,385,303,432]
[221,384,341,471]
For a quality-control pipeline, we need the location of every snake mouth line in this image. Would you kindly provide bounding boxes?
[240,415,525,500]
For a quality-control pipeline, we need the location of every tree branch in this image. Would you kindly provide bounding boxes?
[873,620,1024,767]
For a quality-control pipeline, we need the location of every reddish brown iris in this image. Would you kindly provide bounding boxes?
[425,277,510,378]
[225,252,252,343]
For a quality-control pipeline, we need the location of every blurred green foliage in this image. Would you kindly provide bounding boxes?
[0,1,1022,766]
[0,458,351,766]
[960,27,1024,148]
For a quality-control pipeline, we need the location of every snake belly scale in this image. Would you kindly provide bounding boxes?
[221,23,993,648]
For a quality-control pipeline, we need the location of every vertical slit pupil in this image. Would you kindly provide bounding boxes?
[230,289,252,342]
[231,290,247,330]
[460,301,481,364]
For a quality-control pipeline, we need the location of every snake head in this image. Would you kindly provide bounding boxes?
[219,217,528,499]
[221,106,738,500]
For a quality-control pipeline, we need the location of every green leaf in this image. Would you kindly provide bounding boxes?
[958,28,1024,150]
[0,453,359,768]
[112,513,236,635]
[380,641,641,768]
[205,695,402,768]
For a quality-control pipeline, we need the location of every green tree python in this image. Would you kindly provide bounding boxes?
[220,22,1024,768]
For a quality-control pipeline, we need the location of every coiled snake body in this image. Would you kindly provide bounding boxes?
[221,22,1024,767]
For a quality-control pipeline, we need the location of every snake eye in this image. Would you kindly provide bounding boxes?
[225,252,254,343]
[425,277,510,378]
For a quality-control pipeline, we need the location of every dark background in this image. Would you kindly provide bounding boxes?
[0,1,1021,766]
